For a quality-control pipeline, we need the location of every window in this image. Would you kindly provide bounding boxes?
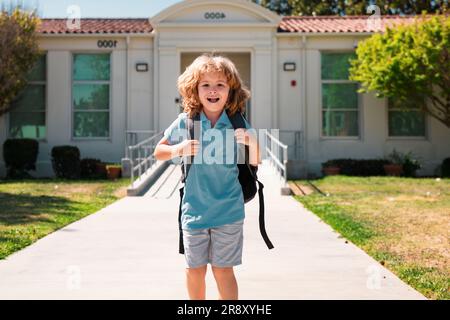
[388,98,426,137]
[9,54,46,139]
[321,52,359,137]
[72,53,110,138]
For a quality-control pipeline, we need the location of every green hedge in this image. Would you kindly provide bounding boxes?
[3,139,39,178]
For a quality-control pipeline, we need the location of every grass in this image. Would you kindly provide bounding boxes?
[294,176,450,300]
[0,178,130,260]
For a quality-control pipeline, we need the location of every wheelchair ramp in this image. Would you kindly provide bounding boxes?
[143,164,182,199]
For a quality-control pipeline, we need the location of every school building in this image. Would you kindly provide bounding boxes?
[1,0,449,179]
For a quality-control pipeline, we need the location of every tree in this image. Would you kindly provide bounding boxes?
[254,0,449,16]
[349,15,450,128]
[0,8,40,117]
[252,0,293,16]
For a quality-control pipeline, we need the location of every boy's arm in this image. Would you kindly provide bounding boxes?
[153,137,181,161]
[153,137,199,161]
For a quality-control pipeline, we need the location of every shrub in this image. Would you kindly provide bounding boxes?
[321,160,339,168]
[386,149,404,165]
[3,138,38,179]
[402,152,422,177]
[386,149,422,177]
[322,159,390,176]
[80,158,101,179]
[51,145,80,179]
[442,158,450,178]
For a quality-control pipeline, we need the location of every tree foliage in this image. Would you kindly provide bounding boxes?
[253,0,449,16]
[350,15,450,128]
[0,8,40,117]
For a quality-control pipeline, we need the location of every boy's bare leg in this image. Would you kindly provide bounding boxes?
[186,265,207,300]
[211,266,238,300]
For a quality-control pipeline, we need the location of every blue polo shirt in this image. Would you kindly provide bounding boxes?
[163,109,253,230]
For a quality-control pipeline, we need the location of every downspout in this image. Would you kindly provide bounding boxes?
[126,35,130,136]
[302,35,309,179]
[272,28,278,130]
[153,31,159,134]
[121,35,132,177]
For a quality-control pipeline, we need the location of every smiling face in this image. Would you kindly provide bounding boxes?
[197,71,230,114]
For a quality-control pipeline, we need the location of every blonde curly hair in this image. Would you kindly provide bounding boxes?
[177,53,251,118]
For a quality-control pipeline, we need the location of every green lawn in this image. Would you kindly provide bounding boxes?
[293,176,450,300]
[0,178,130,260]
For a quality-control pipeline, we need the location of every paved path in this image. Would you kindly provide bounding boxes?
[0,160,426,299]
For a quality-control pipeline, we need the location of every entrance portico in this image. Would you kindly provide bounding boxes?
[149,0,281,132]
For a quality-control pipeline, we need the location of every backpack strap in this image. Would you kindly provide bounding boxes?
[181,112,200,183]
[178,186,185,254]
[257,180,274,249]
[227,110,274,250]
[178,112,200,254]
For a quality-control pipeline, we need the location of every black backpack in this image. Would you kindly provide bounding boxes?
[177,110,274,254]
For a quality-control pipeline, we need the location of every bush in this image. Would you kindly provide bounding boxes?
[80,158,101,179]
[442,158,450,178]
[3,138,39,179]
[51,145,80,179]
[386,149,404,165]
[402,153,422,177]
[322,159,390,176]
[385,149,422,177]
[321,160,339,167]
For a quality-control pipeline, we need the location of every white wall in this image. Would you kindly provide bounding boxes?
[0,36,152,177]
[278,35,450,177]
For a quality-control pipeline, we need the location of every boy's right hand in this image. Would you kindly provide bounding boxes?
[175,140,200,157]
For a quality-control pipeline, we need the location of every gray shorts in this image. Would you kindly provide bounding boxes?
[182,219,244,269]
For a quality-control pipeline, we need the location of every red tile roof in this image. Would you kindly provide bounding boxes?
[37,18,153,34]
[279,15,420,33]
[37,15,431,35]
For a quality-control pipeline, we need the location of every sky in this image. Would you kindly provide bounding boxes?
[1,0,184,18]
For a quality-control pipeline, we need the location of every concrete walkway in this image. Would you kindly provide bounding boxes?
[0,160,426,299]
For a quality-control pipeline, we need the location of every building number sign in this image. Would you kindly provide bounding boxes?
[204,12,226,19]
[97,40,117,48]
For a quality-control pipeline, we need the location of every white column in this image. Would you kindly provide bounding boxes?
[157,47,180,132]
[253,46,273,130]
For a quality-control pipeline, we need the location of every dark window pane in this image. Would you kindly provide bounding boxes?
[321,52,355,80]
[27,54,46,81]
[9,112,46,139]
[389,110,425,136]
[322,83,358,110]
[11,85,45,112]
[73,54,110,80]
[73,112,109,137]
[322,111,359,136]
[388,97,424,110]
[73,84,109,110]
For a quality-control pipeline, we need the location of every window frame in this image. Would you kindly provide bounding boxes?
[319,51,362,140]
[385,98,428,140]
[7,53,48,141]
[71,51,112,141]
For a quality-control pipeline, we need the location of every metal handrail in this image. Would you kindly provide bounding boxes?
[125,130,156,158]
[264,130,288,185]
[128,131,163,185]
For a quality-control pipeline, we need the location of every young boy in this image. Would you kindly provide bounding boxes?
[154,54,260,300]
